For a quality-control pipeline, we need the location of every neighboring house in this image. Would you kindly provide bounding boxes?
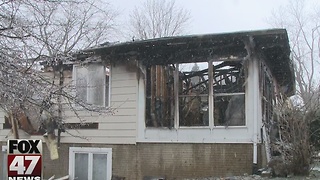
[0,29,295,180]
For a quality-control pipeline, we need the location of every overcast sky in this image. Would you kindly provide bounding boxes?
[109,0,296,38]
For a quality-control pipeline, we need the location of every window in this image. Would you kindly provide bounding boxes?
[145,60,246,128]
[261,63,275,132]
[213,61,246,126]
[69,147,112,180]
[73,63,110,106]
[1,146,7,180]
[178,63,209,126]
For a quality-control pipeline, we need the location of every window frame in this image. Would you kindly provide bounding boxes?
[73,63,111,107]
[69,147,112,180]
[145,60,247,129]
[211,60,246,127]
[175,62,211,128]
[175,60,246,128]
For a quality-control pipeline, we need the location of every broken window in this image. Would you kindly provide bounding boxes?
[263,73,274,124]
[213,61,246,126]
[145,65,175,127]
[73,63,110,106]
[261,64,275,132]
[178,63,209,126]
[145,60,246,128]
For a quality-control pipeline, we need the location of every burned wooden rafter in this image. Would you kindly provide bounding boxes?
[178,60,245,96]
[180,61,242,80]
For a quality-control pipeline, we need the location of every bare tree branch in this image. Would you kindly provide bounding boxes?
[0,0,118,138]
[129,0,191,40]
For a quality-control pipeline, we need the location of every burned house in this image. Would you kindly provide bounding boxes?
[0,29,294,179]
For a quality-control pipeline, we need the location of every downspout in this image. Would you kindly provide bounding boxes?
[252,58,259,174]
[244,36,259,174]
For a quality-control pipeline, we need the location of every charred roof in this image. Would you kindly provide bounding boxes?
[80,28,295,96]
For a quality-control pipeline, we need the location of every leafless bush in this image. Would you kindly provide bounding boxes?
[270,96,318,175]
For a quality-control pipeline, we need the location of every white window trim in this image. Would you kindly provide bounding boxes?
[2,146,7,180]
[1,145,6,152]
[72,63,111,107]
[69,147,112,180]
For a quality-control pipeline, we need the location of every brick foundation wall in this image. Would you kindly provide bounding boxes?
[1,142,261,179]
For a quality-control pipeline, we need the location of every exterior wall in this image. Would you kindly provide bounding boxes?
[0,142,259,179]
[0,63,138,144]
[59,63,138,144]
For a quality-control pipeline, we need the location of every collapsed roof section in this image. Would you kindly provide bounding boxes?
[80,29,295,96]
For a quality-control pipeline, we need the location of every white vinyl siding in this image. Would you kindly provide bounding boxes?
[0,64,137,144]
[61,64,137,144]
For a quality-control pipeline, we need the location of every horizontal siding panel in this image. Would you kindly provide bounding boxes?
[60,136,136,144]
[111,94,136,102]
[60,129,136,137]
[111,79,137,88]
[0,129,136,138]
[112,72,137,80]
[110,101,136,109]
[63,115,136,123]
[0,110,6,121]
[0,117,4,124]
[0,129,31,138]
[99,122,136,130]
[0,110,6,129]
[112,64,133,74]
[63,115,110,123]
[63,108,136,118]
[62,110,111,117]
[113,108,137,116]
[103,115,137,123]
[64,77,73,85]
[111,86,137,95]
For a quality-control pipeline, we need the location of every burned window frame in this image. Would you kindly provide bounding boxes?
[177,63,210,127]
[145,59,247,128]
[212,60,246,126]
[260,62,275,134]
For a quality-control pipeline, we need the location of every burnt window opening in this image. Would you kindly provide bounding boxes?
[146,65,175,127]
[213,61,246,126]
[145,60,247,128]
[263,73,274,124]
[178,63,209,126]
